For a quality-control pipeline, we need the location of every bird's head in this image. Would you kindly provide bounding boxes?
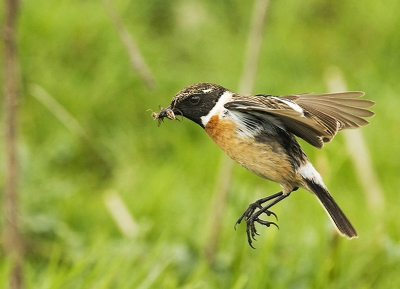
[152,82,227,128]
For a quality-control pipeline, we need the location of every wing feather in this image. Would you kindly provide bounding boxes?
[226,91,374,148]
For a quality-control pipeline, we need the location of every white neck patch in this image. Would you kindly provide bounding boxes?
[201,90,233,126]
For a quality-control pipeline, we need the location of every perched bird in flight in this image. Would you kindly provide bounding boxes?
[153,82,374,248]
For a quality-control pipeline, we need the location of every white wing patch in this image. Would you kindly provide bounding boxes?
[271,96,304,114]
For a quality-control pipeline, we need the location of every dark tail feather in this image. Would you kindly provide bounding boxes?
[304,179,358,238]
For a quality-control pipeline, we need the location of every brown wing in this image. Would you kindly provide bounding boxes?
[225,92,374,148]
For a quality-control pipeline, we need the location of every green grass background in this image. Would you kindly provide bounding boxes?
[1,0,400,288]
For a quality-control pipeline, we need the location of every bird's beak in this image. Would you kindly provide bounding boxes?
[157,105,176,120]
[152,105,180,126]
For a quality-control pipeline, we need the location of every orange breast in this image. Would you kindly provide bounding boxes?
[204,115,296,185]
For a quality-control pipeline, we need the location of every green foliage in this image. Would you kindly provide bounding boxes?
[1,0,400,287]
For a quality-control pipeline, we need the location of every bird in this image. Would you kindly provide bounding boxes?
[152,82,375,248]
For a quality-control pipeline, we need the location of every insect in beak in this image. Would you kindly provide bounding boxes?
[150,105,177,126]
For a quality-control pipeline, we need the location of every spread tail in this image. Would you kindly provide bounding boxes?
[304,178,358,238]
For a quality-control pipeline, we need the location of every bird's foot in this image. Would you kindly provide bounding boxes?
[235,201,279,249]
[245,215,278,249]
[234,201,277,229]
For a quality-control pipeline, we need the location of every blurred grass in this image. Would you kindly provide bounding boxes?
[1,0,400,288]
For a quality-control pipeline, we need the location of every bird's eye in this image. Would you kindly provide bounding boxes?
[189,95,201,105]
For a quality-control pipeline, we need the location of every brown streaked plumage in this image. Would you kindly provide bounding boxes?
[153,82,375,248]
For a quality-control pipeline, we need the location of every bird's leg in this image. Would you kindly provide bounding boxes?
[234,191,283,229]
[246,193,291,248]
[236,188,298,248]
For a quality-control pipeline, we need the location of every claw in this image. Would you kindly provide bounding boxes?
[235,203,260,229]
[247,223,256,247]
[243,216,280,248]
[234,219,241,230]
[246,225,257,249]
[266,210,278,221]
[257,219,279,229]
[251,226,258,238]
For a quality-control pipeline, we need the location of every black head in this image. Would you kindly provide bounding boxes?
[156,83,227,128]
